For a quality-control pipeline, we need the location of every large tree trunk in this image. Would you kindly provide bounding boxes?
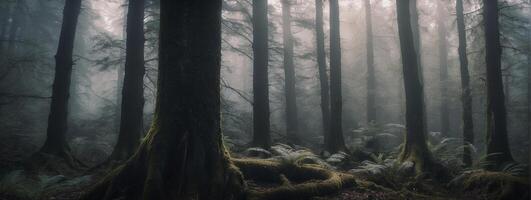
[364,0,376,124]
[110,0,146,161]
[483,0,514,166]
[437,1,449,137]
[396,0,433,173]
[252,0,271,149]
[327,0,346,153]
[39,0,82,164]
[315,0,331,149]
[456,0,474,167]
[281,0,299,144]
[83,1,245,199]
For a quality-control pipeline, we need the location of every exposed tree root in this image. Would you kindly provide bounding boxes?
[232,158,357,200]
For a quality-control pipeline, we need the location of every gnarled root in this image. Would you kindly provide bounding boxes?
[232,158,357,200]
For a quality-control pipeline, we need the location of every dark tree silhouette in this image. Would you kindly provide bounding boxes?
[110,0,146,161]
[437,1,449,137]
[315,0,331,148]
[455,0,474,166]
[327,0,346,153]
[396,0,434,173]
[252,0,271,149]
[364,0,376,124]
[483,0,514,166]
[281,0,299,144]
[38,0,82,166]
[83,1,245,199]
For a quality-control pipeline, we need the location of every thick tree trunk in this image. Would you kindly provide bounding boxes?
[437,1,449,137]
[110,0,145,161]
[252,0,271,149]
[327,0,346,153]
[115,0,127,139]
[364,0,376,124]
[456,0,474,167]
[281,0,299,144]
[483,0,514,166]
[83,1,245,199]
[39,0,82,163]
[396,0,433,173]
[315,0,331,148]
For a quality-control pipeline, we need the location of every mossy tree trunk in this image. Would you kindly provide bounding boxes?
[83,1,245,199]
[327,0,346,153]
[110,0,146,162]
[315,0,331,149]
[437,1,449,137]
[456,0,474,167]
[396,0,433,173]
[364,0,376,124]
[38,0,82,165]
[483,0,514,166]
[252,0,271,149]
[281,0,299,144]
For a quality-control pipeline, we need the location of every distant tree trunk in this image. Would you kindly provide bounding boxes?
[364,0,376,124]
[437,1,449,137]
[483,0,514,167]
[396,0,433,172]
[281,0,299,144]
[315,0,331,148]
[456,0,474,167]
[327,0,346,153]
[110,0,145,161]
[252,0,271,149]
[39,0,82,164]
[83,1,245,199]
[6,0,24,56]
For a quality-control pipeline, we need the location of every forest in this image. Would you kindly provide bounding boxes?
[0,0,529,199]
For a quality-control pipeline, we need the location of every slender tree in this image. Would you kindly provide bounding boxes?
[437,1,449,137]
[483,0,514,166]
[109,0,146,161]
[83,1,245,199]
[252,0,271,149]
[396,0,434,172]
[327,0,346,153]
[39,0,82,165]
[315,0,331,148]
[456,0,474,166]
[281,0,299,144]
[364,0,376,124]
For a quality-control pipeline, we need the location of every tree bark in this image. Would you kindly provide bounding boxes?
[252,0,271,149]
[83,1,245,199]
[281,0,299,144]
[483,0,514,166]
[6,0,24,56]
[110,0,146,161]
[39,0,82,163]
[437,1,449,137]
[327,0,346,153]
[456,0,474,167]
[396,0,433,172]
[315,0,331,149]
[0,2,10,54]
[364,0,376,124]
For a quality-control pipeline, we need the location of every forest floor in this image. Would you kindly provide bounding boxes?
[0,131,529,200]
